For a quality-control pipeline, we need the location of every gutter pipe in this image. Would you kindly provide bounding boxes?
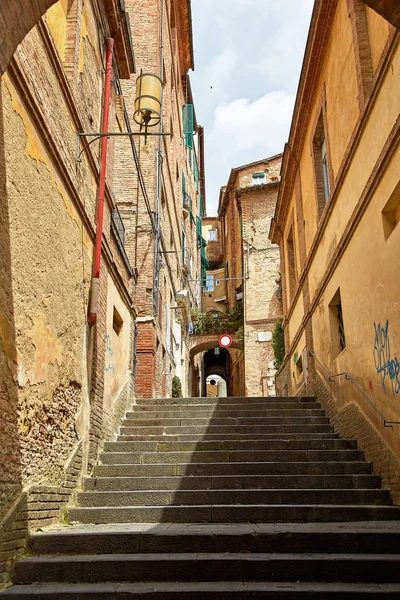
[88,37,114,326]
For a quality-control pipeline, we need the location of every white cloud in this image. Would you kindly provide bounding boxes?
[204,91,295,214]
[190,0,314,213]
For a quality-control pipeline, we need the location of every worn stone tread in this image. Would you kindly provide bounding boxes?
[4,581,400,598]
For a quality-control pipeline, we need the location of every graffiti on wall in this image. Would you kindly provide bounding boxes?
[105,333,114,373]
[373,320,400,397]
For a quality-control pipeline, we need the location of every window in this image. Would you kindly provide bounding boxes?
[329,288,346,357]
[113,306,123,336]
[252,172,266,185]
[216,279,221,286]
[286,224,297,302]
[295,354,303,378]
[206,275,214,292]
[382,181,400,240]
[312,110,331,216]
[321,136,330,201]
[208,230,217,241]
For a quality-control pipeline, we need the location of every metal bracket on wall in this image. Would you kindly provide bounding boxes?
[76,131,171,163]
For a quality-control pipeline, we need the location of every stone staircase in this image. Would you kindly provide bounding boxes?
[3,395,400,597]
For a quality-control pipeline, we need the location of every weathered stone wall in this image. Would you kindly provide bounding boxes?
[239,161,282,397]
[0,0,135,588]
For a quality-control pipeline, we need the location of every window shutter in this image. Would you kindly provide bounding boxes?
[182,104,194,149]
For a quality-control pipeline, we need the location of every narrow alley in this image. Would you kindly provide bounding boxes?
[0,0,400,597]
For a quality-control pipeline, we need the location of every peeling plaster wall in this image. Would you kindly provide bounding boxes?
[0,0,133,562]
[0,74,92,520]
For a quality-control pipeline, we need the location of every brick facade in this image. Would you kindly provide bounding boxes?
[114,0,204,399]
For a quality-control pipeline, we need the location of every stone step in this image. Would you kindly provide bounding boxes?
[3,581,400,598]
[121,416,330,427]
[119,424,335,435]
[29,522,400,556]
[134,396,317,405]
[68,504,400,524]
[93,461,373,478]
[76,488,391,508]
[130,401,323,412]
[14,552,400,584]
[125,409,326,419]
[100,449,364,465]
[83,474,382,492]
[104,439,356,453]
[117,432,340,442]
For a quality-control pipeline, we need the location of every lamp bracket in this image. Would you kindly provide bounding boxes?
[76,131,171,162]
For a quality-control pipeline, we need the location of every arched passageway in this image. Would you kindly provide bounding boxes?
[188,339,244,398]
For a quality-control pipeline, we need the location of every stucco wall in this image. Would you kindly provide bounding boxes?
[0,0,134,586]
[274,0,400,500]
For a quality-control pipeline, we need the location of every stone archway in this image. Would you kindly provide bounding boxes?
[0,0,58,76]
[188,334,242,360]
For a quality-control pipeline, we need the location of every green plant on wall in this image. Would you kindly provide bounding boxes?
[191,304,243,335]
[172,375,183,398]
[272,318,285,369]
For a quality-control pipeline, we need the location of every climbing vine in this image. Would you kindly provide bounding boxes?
[172,375,183,398]
[272,318,285,369]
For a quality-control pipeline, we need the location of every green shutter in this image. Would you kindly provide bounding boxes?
[199,194,204,217]
[201,263,207,287]
[182,104,194,149]
[196,216,202,237]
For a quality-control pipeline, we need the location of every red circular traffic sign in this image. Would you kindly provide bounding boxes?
[219,334,233,348]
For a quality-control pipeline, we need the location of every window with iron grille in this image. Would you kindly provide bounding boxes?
[329,288,346,357]
[337,300,346,352]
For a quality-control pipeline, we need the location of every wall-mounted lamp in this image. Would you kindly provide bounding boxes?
[76,71,167,162]
[133,72,163,142]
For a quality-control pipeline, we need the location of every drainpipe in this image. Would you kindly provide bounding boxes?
[88,37,114,326]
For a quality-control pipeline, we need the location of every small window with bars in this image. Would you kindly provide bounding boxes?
[329,288,346,357]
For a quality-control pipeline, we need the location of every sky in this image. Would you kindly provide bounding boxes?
[190,0,315,215]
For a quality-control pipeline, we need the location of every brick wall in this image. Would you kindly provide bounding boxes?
[114,0,202,397]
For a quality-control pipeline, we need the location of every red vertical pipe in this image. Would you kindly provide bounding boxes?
[88,37,114,326]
